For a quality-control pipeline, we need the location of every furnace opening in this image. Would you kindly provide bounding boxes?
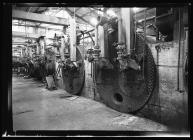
[114,93,123,103]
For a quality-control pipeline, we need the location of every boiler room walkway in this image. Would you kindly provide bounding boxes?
[12,74,168,131]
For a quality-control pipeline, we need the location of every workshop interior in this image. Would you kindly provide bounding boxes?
[11,5,189,133]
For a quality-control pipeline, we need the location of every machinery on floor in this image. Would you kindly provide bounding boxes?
[86,8,157,113]
[84,7,188,115]
[12,6,188,130]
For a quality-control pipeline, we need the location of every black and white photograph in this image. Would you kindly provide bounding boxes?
[1,2,190,137]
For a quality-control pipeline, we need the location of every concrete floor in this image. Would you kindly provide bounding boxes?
[12,75,169,131]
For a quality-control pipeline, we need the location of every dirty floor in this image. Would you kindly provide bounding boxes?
[12,75,169,131]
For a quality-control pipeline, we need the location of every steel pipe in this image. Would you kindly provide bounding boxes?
[177,8,182,91]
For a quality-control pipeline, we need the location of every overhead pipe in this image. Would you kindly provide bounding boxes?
[137,12,173,25]
[27,43,37,48]
[12,42,27,45]
[77,29,95,38]
[91,16,106,61]
[84,29,95,34]
[80,33,95,45]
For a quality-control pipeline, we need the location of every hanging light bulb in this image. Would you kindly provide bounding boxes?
[90,17,98,26]
[106,9,117,17]
[133,7,140,13]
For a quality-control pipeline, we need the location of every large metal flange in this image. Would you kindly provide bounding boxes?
[95,34,156,113]
[62,47,85,95]
[117,45,156,113]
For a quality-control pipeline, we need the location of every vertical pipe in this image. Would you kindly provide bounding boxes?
[60,37,65,61]
[121,8,134,55]
[98,26,105,57]
[155,8,159,41]
[20,48,23,57]
[118,10,122,43]
[24,46,27,57]
[95,25,98,47]
[93,25,97,81]
[40,40,43,55]
[26,46,28,57]
[157,48,161,121]
[155,8,161,121]
[36,43,39,55]
[143,9,147,80]
[134,10,137,52]
[29,47,32,58]
[104,25,109,58]
[91,62,92,78]
[184,27,188,57]
[93,62,95,83]
[69,18,76,61]
[93,25,96,80]
[177,8,182,91]
[155,44,161,122]
[118,9,125,45]
[8,72,13,132]
[42,38,46,55]
[83,32,85,59]
[184,27,188,128]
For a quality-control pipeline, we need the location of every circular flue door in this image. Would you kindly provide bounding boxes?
[95,34,156,113]
[62,47,85,95]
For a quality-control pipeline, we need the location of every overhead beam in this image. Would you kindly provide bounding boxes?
[12,31,54,40]
[35,7,40,13]
[65,8,94,27]
[12,10,69,26]
[75,8,81,13]
[91,8,109,18]
[12,23,63,31]
[134,8,156,21]
[12,42,27,45]
[13,31,38,39]
[81,8,96,18]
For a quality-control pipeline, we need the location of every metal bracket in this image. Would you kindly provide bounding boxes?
[155,45,161,53]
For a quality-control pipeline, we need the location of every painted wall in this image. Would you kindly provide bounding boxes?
[136,40,188,131]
